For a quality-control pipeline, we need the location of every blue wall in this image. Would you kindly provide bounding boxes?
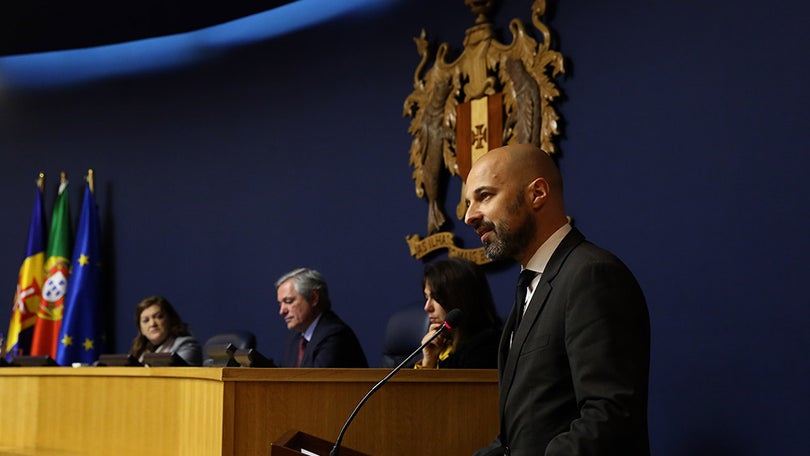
[1,1,808,454]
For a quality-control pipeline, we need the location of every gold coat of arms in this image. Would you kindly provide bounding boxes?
[404,0,565,264]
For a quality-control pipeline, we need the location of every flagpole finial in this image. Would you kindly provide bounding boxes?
[60,172,67,185]
[37,172,45,191]
[86,169,94,194]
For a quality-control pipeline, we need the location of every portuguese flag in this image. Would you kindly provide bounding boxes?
[30,175,72,358]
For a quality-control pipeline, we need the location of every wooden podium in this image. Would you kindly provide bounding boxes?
[270,430,369,456]
[0,367,498,455]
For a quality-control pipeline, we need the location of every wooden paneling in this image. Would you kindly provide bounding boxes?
[0,367,498,455]
[0,367,224,456]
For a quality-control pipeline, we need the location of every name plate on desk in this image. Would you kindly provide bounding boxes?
[234,348,276,368]
[97,354,143,366]
[10,355,57,366]
[142,352,187,366]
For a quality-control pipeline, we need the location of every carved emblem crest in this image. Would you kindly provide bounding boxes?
[404,0,565,264]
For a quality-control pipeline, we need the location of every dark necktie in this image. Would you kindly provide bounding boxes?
[296,335,307,367]
[514,269,537,331]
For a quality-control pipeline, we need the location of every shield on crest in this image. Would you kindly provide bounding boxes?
[456,93,504,181]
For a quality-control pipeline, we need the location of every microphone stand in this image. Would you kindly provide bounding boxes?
[329,320,453,456]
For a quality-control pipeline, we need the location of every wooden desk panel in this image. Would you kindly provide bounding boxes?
[0,367,499,455]
[0,368,224,456]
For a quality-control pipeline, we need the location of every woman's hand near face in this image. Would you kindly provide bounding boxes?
[419,322,445,368]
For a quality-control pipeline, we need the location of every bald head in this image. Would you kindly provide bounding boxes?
[475,144,563,197]
[464,143,567,265]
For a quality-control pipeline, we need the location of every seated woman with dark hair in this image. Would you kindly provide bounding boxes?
[129,295,203,366]
[415,258,502,369]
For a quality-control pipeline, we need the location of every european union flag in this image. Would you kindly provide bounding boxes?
[56,181,103,366]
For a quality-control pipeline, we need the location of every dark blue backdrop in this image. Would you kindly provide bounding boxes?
[1,1,807,454]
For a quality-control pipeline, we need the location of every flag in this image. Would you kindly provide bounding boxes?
[5,175,47,361]
[56,178,103,366]
[30,176,71,358]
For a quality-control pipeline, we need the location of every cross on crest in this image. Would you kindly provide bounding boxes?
[472,124,488,149]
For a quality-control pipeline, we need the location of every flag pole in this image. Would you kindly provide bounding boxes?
[58,171,68,196]
[37,172,44,192]
[86,169,94,194]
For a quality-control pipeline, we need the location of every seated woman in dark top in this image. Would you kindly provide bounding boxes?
[129,295,203,366]
[415,258,502,369]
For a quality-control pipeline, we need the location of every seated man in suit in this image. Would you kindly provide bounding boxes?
[276,268,368,368]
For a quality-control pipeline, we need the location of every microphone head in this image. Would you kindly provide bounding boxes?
[444,308,464,329]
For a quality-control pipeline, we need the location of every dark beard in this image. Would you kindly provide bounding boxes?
[484,195,535,261]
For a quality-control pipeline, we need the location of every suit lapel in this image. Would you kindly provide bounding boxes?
[498,228,586,411]
[498,278,552,407]
[298,310,332,366]
[498,307,517,373]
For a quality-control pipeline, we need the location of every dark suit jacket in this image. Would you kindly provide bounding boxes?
[439,325,501,369]
[283,309,368,368]
[475,228,650,456]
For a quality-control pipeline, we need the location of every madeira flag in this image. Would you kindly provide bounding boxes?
[5,174,47,361]
[56,175,103,366]
[30,176,71,358]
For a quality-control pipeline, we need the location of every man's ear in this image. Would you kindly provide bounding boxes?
[309,290,320,307]
[528,177,549,208]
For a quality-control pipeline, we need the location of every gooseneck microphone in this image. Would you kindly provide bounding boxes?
[329,308,463,456]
